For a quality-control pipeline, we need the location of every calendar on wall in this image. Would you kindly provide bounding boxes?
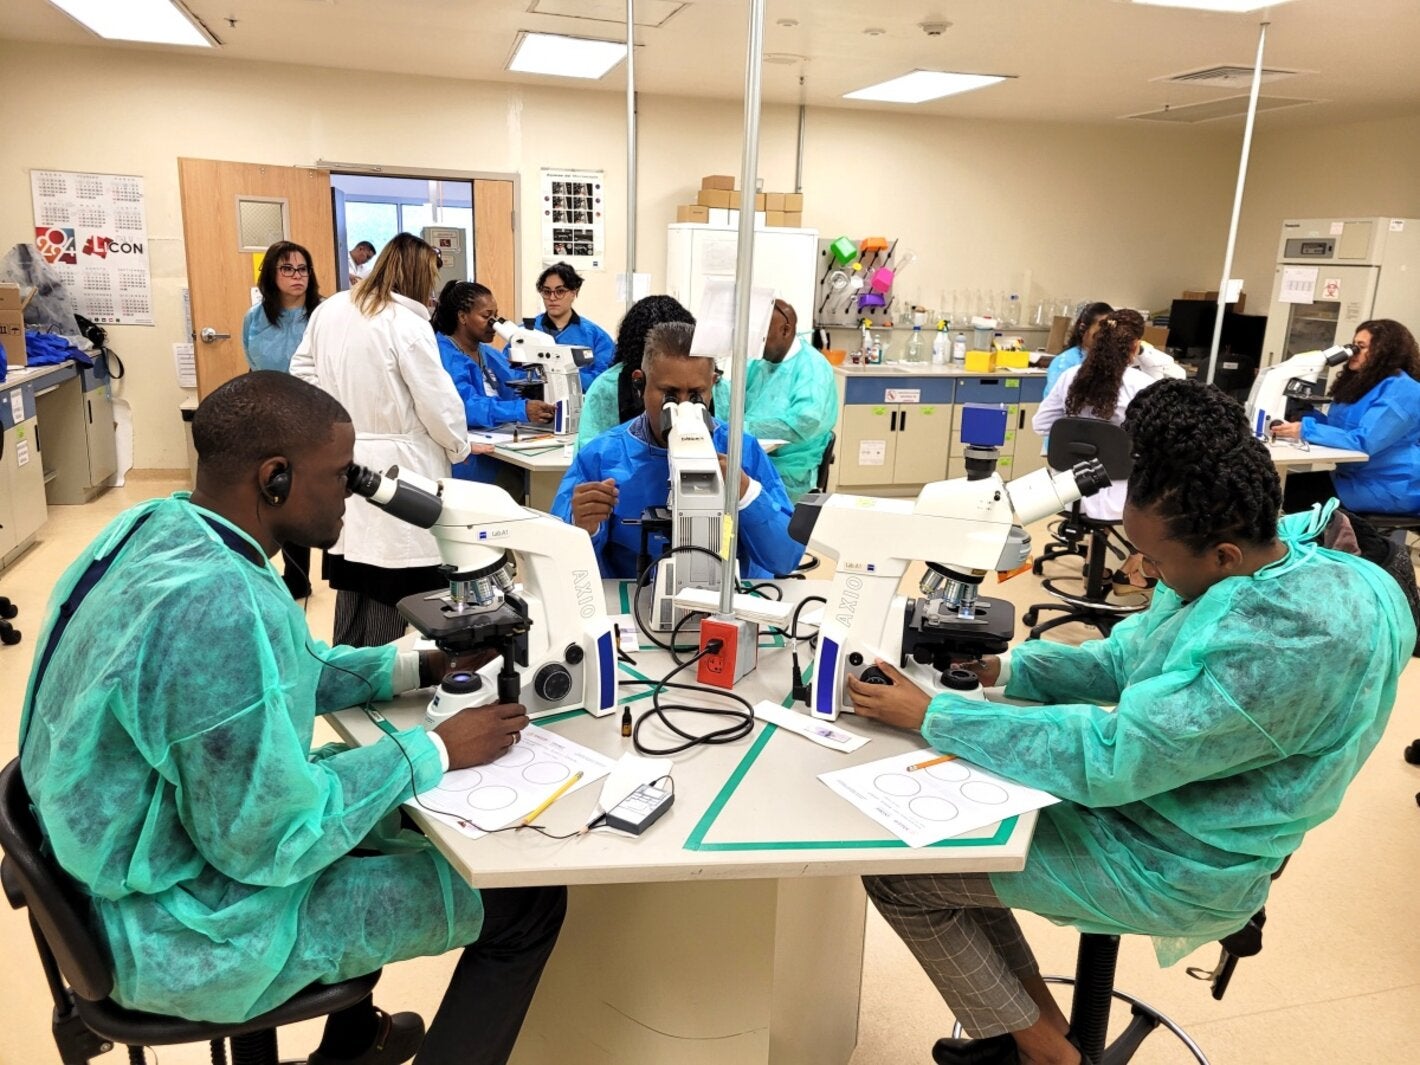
[539,168,605,272]
[30,169,154,326]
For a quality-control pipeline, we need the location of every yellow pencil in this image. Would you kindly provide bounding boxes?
[520,770,583,826]
[907,753,957,772]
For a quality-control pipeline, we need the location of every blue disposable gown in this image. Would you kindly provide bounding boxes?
[1300,372,1420,513]
[19,496,484,1023]
[551,416,805,580]
[242,304,309,373]
[436,332,530,482]
[1043,344,1085,399]
[743,336,839,502]
[577,364,732,450]
[917,507,1412,965]
[529,311,616,390]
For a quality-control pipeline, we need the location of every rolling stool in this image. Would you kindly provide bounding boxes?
[0,760,397,1065]
[0,594,19,645]
[1021,419,1146,641]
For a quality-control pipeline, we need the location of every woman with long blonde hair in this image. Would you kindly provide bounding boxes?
[291,232,470,645]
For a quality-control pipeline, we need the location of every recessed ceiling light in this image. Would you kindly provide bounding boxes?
[46,0,214,47]
[1132,0,1295,12]
[844,70,1009,104]
[507,31,627,79]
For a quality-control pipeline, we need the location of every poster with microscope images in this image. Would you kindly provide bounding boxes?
[541,168,605,271]
[820,750,1058,848]
[30,169,154,325]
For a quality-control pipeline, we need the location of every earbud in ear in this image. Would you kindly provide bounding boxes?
[262,463,292,507]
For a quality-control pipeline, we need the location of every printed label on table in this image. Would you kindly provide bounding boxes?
[1321,277,1342,300]
[858,440,886,466]
[884,388,920,403]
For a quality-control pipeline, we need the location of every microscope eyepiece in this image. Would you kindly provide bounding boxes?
[1070,459,1112,498]
[345,463,382,498]
[345,464,444,529]
[1324,343,1354,366]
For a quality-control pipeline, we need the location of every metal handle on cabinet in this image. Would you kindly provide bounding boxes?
[200,327,231,343]
[1019,408,1026,430]
[890,410,898,432]
[87,398,93,425]
[900,409,908,432]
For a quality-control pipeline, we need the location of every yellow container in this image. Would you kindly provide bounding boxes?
[995,349,1030,369]
[964,350,996,373]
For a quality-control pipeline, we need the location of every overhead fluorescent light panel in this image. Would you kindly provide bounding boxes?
[47,0,215,47]
[844,70,1009,104]
[1132,0,1296,13]
[508,32,628,79]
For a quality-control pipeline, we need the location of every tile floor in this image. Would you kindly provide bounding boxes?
[1,478,1417,1065]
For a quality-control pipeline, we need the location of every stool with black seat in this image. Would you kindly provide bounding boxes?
[943,860,1288,1065]
[779,432,838,578]
[814,430,836,495]
[1021,419,1146,641]
[0,759,393,1065]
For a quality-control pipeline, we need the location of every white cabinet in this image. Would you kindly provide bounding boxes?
[665,224,818,331]
[1,384,47,567]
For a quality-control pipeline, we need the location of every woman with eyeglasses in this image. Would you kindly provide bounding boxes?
[1272,319,1420,514]
[526,262,615,389]
[243,240,321,373]
[242,240,323,599]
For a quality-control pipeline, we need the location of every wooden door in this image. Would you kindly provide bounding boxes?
[473,179,516,312]
[177,159,336,398]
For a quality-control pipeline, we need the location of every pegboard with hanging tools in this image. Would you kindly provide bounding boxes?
[813,235,917,329]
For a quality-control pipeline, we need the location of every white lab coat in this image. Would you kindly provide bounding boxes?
[291,290,469,568]
[1032,365,1154,522]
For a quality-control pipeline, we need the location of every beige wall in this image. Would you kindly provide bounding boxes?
[1234,112,1420,310]
[0,40,1286,469]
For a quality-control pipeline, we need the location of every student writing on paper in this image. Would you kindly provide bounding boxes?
[844,380,1411,1065]
[552,321,804,580]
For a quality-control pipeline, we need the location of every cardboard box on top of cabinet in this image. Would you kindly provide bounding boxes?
[783,193,804,212]
[765,192,786,212]
[1142,325,1170,350]
[0,282,28,366]
[766,211,787,228]
[697,188,733,209]
[677,204,711,223]
[701,174,736,191]
[781,212,803,227]
[1182,290,1247,312]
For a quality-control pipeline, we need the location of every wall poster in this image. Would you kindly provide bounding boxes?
[540,167,605,271]
[30,169,154,325]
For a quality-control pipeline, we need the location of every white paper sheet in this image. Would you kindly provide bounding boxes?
[410,724,615,838]
[173,342,196,388]
[819,749,1059,848]
[1280,265,1319,305]
[690,276,775,361]
[754,701,868,753]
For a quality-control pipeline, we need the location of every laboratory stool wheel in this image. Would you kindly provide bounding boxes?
[1021,608,1040,627]
[0,596,17,620]
[0,623,19,646]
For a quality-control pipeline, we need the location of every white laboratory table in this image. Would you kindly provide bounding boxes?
[329,579,1035,1065]
[483,438,573,512]
[1266,440,1368,493]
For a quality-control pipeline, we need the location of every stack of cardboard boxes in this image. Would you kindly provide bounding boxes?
[675,175,804,227]
[1,282,28,368]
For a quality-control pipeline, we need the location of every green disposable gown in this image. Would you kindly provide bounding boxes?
[19,495,484,1023]
[743,336,838,502]
[920,507,1413,964]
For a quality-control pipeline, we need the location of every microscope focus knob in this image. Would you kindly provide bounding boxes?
[858,666,892,686]
[533,664,574,702]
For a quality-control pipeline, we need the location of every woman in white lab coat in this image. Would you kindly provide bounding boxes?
[291,232,470,645]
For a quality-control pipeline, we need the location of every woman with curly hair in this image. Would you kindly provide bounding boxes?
[1273,319,1420,513]
[1031,309,1154,524]
[848,379,1413,1065]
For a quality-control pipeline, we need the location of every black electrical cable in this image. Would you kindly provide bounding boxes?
[632,543,754,655]
[625,642,755,756]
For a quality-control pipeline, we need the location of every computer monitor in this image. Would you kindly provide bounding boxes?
[1165,299,1217,360]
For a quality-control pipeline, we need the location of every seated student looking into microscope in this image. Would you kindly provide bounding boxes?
[841,379,1412,1065]
[19,372,565,1065]
[552,321,805,580]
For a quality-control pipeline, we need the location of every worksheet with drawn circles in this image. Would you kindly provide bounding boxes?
[410,724,614,838]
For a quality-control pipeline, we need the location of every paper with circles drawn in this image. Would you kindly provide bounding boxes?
[818,750,1058,848]
[408,724,614,839]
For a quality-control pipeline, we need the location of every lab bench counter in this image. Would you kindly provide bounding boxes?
[328,579,1035,1065]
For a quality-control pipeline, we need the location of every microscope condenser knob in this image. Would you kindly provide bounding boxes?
[534,664,574,702]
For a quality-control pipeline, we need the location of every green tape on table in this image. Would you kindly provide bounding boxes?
[681,661,1019,853]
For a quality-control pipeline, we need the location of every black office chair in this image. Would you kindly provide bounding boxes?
[813,431,836,494]
[0,759,387,1065]
[1022,419,1147,641]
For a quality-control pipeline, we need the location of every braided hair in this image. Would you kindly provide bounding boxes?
[431,280,493,336]
[1066,309,1143,420]
[1330,318,1420,405]
[1123,379,1281,552]
[614,295,696,424]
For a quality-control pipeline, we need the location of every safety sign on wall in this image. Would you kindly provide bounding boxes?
[540,167,605,271]
[30,169,154,326]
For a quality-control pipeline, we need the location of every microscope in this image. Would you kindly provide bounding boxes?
[1245,344,1353,436]
[494,318,592,436]
[793,418,1109,721]
[633,400,728,634]
[346,465,617,720]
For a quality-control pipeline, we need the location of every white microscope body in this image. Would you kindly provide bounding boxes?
[494,318,591,436]
[644,400,728,633]
[805,463,1107,721]
[1245,344,1353,434]
[349,466,617,719]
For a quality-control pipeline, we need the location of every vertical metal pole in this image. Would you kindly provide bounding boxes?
[795,94,807,195]
[1206,20,1269,384]
[625,0,638,295]
[719,0,767,614]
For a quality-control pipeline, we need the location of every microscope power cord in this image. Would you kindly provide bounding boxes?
[621,640,755,756]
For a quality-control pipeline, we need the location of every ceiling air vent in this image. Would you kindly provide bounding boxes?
[1122,95,1316,123]
[1156,64,1304,88]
